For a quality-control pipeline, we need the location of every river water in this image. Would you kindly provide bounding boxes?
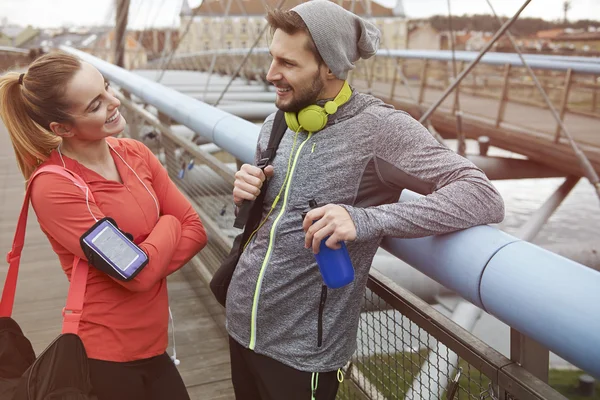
[448,139,600,244]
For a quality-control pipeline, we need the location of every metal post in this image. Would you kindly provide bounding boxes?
[451,62,464,114]
[495,63,512,127]
[115,0,130,68]
[510,330,551,384]
[418,59,429,105]
[478,136,490,156]
[157,111,176,178]
[554,68,573,141]
[390,58,400,99]
[367,56,377,91]
[593,77,598,113]
[419,0,533,124]
[202,55,219,102]
[152,29,159,56]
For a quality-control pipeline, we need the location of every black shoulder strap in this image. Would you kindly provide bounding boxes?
[256,110,286,168]
[233,110,287,229]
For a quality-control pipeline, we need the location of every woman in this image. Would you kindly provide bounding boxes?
[0,51,207,400]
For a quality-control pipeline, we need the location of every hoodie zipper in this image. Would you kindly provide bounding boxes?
[249,132,313,350]
[317,285,328,347]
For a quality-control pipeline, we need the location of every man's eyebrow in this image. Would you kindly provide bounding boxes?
[270,52,296,64]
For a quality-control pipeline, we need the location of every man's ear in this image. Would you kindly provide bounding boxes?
[324,68,337,81]
[49,122,74,138]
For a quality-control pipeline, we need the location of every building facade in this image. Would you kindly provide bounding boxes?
[178,0,408,54]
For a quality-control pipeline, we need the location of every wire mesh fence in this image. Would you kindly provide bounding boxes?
[336,271,565,400]
[118,97,239,277]
[337,287,496,400]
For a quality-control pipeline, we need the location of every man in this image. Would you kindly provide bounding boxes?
[226,1,505,399]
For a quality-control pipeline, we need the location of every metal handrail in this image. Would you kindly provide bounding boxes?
[0,46,30,54]
[150,47,600,75]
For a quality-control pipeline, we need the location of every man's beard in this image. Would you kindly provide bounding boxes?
[275,71,324,113]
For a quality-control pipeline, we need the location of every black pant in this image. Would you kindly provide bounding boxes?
[88,353,190,400]
[229,336,340,400]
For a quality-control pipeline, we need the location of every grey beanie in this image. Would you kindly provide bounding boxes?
[291,0,381,79]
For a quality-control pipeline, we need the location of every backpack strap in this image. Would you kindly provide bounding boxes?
[234,110,287,229]
[0,165,91,335]
[259,109,287,169]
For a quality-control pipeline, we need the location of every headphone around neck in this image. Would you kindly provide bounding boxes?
[284,81,352,133]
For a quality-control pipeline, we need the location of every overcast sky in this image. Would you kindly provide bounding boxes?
[1,0,599,29]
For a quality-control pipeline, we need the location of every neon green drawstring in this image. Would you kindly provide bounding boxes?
[311,372,319,400]
[337,368,344,383]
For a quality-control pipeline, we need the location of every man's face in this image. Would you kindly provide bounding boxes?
[266,29,326,113]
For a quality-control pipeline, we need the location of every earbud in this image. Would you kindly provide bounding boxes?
[168,307,180,366]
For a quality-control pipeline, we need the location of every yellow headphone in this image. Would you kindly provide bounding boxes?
[284,81,352,133]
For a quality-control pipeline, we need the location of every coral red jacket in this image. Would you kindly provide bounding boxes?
[30,137,207,362]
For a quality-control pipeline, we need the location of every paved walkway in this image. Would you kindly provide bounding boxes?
[0,122,234,399]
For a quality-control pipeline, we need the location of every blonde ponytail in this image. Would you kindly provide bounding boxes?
[0,72,61,179]
[0,51,81,179]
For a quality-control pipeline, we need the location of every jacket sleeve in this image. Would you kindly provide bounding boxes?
[342,111,505,240]
[133,140,207,276]
[30,173,183,292]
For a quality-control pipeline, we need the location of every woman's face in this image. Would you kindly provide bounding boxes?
[61,61,126,141]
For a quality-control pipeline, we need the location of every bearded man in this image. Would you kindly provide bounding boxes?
[224,1,505,399]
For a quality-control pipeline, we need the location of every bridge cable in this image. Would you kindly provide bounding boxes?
[154,0,207,83]
[213,0,288,107]
[202,0,245,102]
[485,0,600,203]
[446,0,466,157]
[418,0,533,124]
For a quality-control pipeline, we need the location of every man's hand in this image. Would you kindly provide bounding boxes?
[233,164,274,206]
[302,204,357,254]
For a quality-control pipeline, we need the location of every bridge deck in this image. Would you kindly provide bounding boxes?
[357,79,600,177]
[0,122,234,399]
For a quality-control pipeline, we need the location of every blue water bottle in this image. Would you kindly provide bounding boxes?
[302,200,355,289]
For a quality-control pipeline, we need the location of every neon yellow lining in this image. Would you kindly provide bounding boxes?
[249,131,313,350]
[311,372,319,400]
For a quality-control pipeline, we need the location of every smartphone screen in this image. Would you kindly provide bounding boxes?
[91,225,140,271]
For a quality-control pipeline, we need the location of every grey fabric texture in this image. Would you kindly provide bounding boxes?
[292,0,380,79]
[225,89,505,372]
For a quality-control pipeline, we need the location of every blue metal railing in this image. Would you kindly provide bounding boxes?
[0,46,29,54]
[159,48,600,74]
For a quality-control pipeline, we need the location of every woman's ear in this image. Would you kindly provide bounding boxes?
[49,122,73,138]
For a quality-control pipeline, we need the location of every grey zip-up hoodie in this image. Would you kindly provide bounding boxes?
[226,90,504,372]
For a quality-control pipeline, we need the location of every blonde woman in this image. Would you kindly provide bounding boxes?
[0,51,207,400]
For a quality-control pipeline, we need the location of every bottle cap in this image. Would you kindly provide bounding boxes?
[302,199,319,219]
